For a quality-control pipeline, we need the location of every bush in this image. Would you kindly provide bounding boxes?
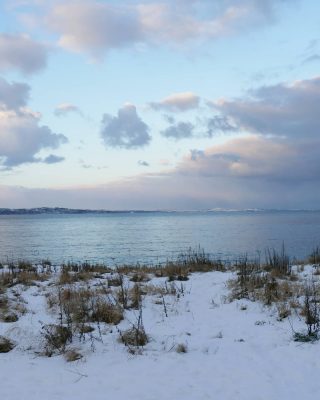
[0,336,14,353]
[265,244,291,276]
[309,247,320,264]
[118,310,148,352]
[293,332,318,342]
[91,300,123,325]
[48,287,124,327]
[303,283,320,337]
[119,326,148,348]
[42,324,72,356]
[64,349,83,362]
[176,343,188,353]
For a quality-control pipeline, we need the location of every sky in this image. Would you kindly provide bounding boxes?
[0,0,320,210]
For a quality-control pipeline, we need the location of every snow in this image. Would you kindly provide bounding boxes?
[1,269,320,400]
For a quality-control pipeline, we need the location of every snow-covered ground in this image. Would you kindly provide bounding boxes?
[1,268,320,400]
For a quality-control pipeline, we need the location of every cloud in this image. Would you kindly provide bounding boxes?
[206,115,237,137]
[43,0,293,57]
[0,33,48,74]
[43,154,65,164]
[213,76,320,139]
[177,135,308,180]
[2,134,320,210]
[161,121,195,140]
[0,78,30,110]
[101,103,151,149]
[54,103,82,116]
[0,109,68,167]
[149,92,200,112]
[138,160,149,167]
[0,77,67,167]
[47,1,142,58]
[302,54,320,64]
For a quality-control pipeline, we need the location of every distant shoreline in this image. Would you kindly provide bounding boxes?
[0,207,319,215]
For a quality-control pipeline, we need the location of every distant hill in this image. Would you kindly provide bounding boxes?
[0,207,315,215]
[0,207,130,215]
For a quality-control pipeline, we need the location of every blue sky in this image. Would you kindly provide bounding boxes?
[0,0,320,209]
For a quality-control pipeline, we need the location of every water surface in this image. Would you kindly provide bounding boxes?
[0,211,319,265]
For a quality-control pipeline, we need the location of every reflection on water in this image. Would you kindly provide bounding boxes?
[0,211,320,265]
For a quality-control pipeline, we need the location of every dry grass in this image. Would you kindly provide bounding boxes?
[64,349,83,362]
[0,269,50,289]
[130,271,150,283]
[119,325,148,348]
[41,324,72,356]
[47,286,124,326]
[129,284,142,309]
[308,247,320,265]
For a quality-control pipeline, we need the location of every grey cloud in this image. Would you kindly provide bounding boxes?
[184,135,320,184]
[150,92,200,112]
[2,134,320,210]
[161,121,194,140]
[214,76,320,139]
[101,104,151,149]
[43,154,65,164]
[0,111,68,167]
[0,33,48,74]
[206,115,237,137]
[163,114,175,124]
[138,160,150,167]
[190,149,205,161]
[302,54,320,64]
[0,77,67,168]
[0,78,30,110]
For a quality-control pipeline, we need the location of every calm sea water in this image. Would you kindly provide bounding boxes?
[0,211,320,265]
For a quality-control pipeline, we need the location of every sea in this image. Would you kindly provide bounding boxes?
[0,210,320,265]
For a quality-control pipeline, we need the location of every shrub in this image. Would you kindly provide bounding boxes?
[303,283,320,337]
[176,343,188,353]
[264,244,291,276]
[118,310,148,352]
[293,332,318,342]
[3,313,19,323]
[77,324,95,334]
[91,300,123,325]
[130,272,150,283]
[119,326,148,347]
[0,336,14,353]
[42,324,72,356]
[309,247,320,265]
[64,349,83,362]
[129,284,142,309]
[48,286,124,327]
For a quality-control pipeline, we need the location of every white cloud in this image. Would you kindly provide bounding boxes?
[43,0,293,57]
[149,92,200,112]
[54,103,82,116]
[47,1,142,58]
